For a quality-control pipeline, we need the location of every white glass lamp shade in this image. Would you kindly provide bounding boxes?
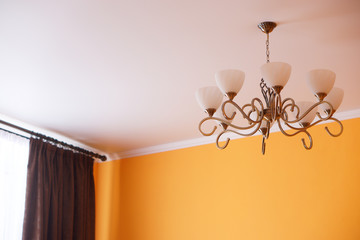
[307,69,335,95]
[260,62,291,88]
[295,101,318,125]
[196,86,223,112]
[215,69,245,96]
[320,87,344,112]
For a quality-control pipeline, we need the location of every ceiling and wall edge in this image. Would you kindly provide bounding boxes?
[113,108,360,160]
[1,108,359,162]
[0,113,109,163]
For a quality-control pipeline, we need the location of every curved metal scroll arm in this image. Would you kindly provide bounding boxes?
[325,117,343,137]
[198,97,266,139]
[198,117,218,136]
[216,132,230,149]
[198,113,262,137]
[222,98,265,124]
[281,97,298,118]
[215,122,262,149]
[277,119,313,150]
[301,131,313,150]
[280,100,334,124]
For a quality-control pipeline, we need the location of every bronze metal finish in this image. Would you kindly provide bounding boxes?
[273,86,283,94]
[219,123,228,130]
[198,95,343,153]
[325,109,332,115]
[299,122,310,128]
[315,92,327,101]
[263,109,272,121]
[258,21,277,34]
[205,108,216,117]
[226,92,237,101]
[259,127,267,136]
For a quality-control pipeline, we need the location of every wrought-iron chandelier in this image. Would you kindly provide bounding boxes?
[196,21,344,154]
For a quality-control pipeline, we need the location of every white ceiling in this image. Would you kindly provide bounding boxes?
[0,0,359,155]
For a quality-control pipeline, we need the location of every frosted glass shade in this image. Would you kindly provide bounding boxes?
[196,86,223,111]
[320,87,344,112]
[295,101,318,125]
[307,69,335,95]
[260,62,291,88]
[215,69,245,95]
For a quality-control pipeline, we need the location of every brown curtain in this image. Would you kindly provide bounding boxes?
[22,138,95,240]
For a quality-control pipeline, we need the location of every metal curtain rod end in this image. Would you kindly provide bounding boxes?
[258,21,277,34]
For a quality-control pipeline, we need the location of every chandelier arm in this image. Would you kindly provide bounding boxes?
[282,111,289,121]
[280,100,335,124]
[251,97,265,111]
[283,119,324,131]
[281,117,341,148]
[222,99,264,124]
[276,93,283,117]
[301,131,313,150]
[223,100,254,122]
[216,131,230,149]
[222,124,262,137]
[281,98,297,112]
[277,119,313,150]
[277,119,307,137]
[250,97,265,117]
[215,121,263,150]
[271,93,281,122]
[221,101,236,121]
[324,117,344,137]
[281,98,300,120]
[224,120,261,131]
[198,117,218,136]
[276,92,282,108]
[281,103,300,120]
[242,104,261,123]
[280,101,325,124]
[315,101,334,120]
[245,97,265,123]
[199,116,261,137]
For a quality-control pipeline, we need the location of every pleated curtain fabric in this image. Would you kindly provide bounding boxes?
[22,138,95,240]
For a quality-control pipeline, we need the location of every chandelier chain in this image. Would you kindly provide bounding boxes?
[266,33,270,63]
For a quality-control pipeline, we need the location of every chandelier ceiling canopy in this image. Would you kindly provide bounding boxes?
[196,21,344,154]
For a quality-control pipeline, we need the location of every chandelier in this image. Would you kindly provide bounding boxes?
[196,21,344,154]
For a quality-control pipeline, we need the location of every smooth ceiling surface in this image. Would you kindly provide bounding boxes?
[0,0,359,154]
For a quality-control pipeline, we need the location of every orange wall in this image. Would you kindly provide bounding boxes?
[94,159,122,239]
[95,118,360,240]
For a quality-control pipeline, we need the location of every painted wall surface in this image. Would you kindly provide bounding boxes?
[94,159,122,240]
[94,118,360,240]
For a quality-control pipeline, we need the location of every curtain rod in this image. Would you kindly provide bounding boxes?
[0,119,107,161]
